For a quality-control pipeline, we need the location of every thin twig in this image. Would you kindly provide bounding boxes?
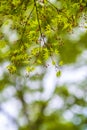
[46,0,69,19]
[46,0,60,12]
[34,0,42,37]
[20,6,34,45]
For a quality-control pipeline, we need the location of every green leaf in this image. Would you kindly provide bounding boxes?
[52,60,56,65]
[59,61,63,66]
[37,59,42,64]
[56,70,61,77]
[7,65,16,74]
[26,66,35,72]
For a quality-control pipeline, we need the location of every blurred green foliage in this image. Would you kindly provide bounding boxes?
[0,0,87,130]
